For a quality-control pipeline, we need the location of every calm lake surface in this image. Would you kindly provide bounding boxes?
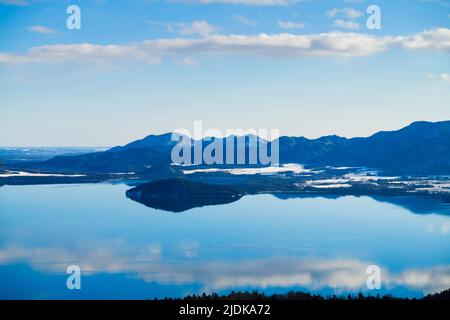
[1,183,450,299]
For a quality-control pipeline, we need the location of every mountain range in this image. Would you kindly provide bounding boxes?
[24,120,450,175]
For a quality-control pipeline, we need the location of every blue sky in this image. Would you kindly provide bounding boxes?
[0,0,449,146]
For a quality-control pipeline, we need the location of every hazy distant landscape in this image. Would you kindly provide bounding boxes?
[1,120,450,299]
[1,0,450,302]
[2,120,450,213]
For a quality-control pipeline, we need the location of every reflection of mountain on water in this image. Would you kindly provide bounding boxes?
[272,193,450,216]
[126,178,244,213]
[126,178,450,215]
[371,195,450,215]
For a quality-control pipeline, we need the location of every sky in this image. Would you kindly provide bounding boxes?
[0,0,449,146]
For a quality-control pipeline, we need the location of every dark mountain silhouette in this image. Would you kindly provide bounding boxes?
[34,145,170,173]
[110,132,182,154]
[301,121,450,174]
[277,135,348,164]
[26,133,271,173]
[23,120,450,175]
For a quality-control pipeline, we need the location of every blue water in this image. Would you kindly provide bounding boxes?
[1,183,450,299]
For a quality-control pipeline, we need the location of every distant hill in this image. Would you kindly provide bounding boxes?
[23,120,450,175]
[280,120,450,175]
[33,145,171,173]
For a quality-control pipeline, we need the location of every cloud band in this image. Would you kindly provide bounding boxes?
[0,28,449,65]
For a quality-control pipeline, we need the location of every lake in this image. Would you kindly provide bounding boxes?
[0,183,450,299]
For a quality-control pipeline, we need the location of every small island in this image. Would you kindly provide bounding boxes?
[126,178,245,212]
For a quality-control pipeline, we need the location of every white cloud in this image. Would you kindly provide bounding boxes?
[0,0,29,5]
[400,28,450,52]
[343,7,363,19]
[443,73,450,83]
[277,20,305,29]
[0,43,161,64]
[334,19,360,30]
[149,20,216,36]
[427,72,450,84]
[28,25,58,35]
[175,21,216,36]
[326,8,341,18]
[173,0,299,6]
[233,15,258,26]
[0,28,449,65]
[177,57,198,66]
[326,7,363,19]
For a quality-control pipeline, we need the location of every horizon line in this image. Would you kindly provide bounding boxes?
[1,119,448,148]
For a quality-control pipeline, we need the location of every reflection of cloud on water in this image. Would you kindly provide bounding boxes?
[174,240,200,258]
[392,266,450,293]
[0,244,449,295]
[191,258,369,292]
[0,244,161,274]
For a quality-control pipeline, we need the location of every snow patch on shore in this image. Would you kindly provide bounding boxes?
[0,171,86,178]
[183,164,310,175]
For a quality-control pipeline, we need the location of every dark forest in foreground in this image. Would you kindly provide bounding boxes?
[162,289,450,301]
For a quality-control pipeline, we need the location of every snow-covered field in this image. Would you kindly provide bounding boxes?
[183,163,310,175]
[0,171,86,178]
